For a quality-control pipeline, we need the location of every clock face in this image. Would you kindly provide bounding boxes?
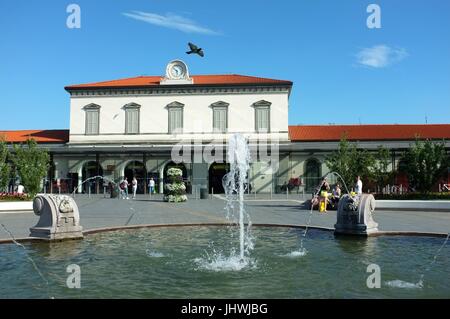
[170,64,184,79]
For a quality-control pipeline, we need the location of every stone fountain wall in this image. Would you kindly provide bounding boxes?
[29,195,84,241]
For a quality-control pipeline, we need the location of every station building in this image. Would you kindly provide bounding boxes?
[2,61,450,194]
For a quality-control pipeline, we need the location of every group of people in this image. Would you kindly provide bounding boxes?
[118,177,156,199]
[316,176,363,212]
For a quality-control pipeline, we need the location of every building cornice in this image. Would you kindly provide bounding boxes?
[67,84,292,98]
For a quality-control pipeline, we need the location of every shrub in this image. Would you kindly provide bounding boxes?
[374,192,450,201]
[11,139,50,198]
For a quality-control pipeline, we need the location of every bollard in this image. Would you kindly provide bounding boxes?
[286,187,288,200]
[211,187,214,200]
[88,186,91,199]
[254,188,257,199]
[103,186,106,198]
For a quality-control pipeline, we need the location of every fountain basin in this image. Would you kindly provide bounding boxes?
[0,225,449,298]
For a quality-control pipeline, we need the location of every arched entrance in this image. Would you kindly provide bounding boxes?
[209,162,230,194]
[125,161,146,194]
[82,161,103,194]
[304,158,321,192]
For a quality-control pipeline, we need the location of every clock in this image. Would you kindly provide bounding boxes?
[168,61,187,80]
[170,64,184,78]
[161,60,193,85]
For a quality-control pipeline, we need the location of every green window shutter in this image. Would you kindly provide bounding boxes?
[86,110,99,135]
[169,107,183,133]
[213,108,227,132]
[256,107,269,132]
[126,109,139,134]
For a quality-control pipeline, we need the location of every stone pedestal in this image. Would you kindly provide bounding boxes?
[29,195,84,241]
[334,194,378,236]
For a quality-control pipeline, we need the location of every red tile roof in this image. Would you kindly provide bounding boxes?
[0,130,69,143]
[289,124,450,141]
[65,74,293,90]
[2,125,448,144]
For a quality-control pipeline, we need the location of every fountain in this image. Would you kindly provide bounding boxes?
[334,194,378,236]
[29,194,84,241]
[194,134,254,271]
[1,157,449,298]
[302,171,378,237]
[223,133,253,261]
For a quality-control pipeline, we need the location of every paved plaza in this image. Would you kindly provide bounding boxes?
[1,195,449,241]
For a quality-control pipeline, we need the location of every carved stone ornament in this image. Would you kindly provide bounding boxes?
[334,194,378,236]
[30,195,84,241]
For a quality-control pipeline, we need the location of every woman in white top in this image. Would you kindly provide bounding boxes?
[355,176,363,195]
[132,177,138,199]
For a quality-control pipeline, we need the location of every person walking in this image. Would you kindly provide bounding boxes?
[148,177,155,195]
[121,177,129,199]
[132,177,138,199]
[355,176,363,195]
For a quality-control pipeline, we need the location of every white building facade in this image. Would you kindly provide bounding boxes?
[57,60,293,194]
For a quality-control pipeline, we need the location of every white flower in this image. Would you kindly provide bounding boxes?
[167,168,183,177]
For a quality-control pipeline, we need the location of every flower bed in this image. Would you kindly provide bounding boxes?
[374,192,450,201]
[0,192,31,202]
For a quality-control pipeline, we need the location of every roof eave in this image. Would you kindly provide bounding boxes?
[64,81,293,92]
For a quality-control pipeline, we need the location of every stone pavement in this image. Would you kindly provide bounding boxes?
[1,194,449,241]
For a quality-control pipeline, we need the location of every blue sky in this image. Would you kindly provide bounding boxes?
[0,0,449,130]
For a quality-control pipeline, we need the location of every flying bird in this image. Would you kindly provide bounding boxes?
[186,42,204,57]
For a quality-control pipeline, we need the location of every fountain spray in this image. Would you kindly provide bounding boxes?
[224,134,252,261]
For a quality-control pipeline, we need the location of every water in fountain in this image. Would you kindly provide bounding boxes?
[195,133,254,271]
[385,233,450,289]
[0,223,51,298]
[71,175,117,196]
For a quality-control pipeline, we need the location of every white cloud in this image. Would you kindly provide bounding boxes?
[123,11,221,35]
[356,45,408,68]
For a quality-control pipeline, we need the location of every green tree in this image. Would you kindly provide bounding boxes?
[325,137,374,192]
[371,146,393,190]
[0,138,11,190]
[400,139,449,193]
[11,139,50,197]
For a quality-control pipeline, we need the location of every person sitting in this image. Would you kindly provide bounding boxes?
[331,183,342,208]
[17,184,25,195]
[319,177,330,212]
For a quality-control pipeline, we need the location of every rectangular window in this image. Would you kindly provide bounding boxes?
[126,108,140,134]
[169,107,183,133]
[213,107,227,133]
[255,107,270,132]
[85,110,99,135]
